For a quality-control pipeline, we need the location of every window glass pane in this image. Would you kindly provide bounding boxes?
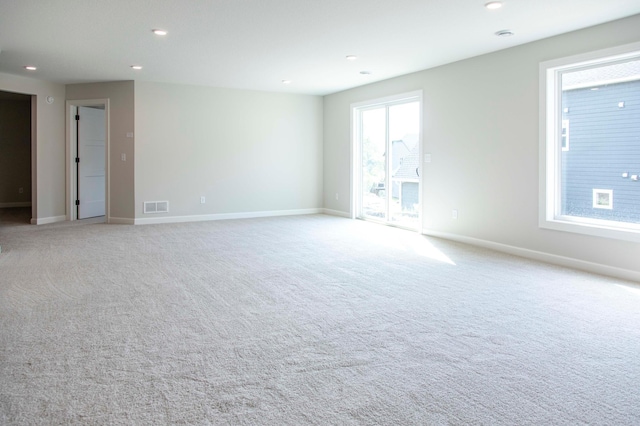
[361,107,387,220]
[388,101,420,228]
[559,59,640,225]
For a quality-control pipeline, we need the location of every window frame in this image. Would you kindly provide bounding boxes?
[539,41,640,243]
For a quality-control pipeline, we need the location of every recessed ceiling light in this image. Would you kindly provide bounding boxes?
[131,65,143,70]
[346,55,358,61]
[282,80,291,84]
[24,66,37,71]
[360,71,372,75]
[152,29,168,36]
[495,29,514,37]
[485,1,503,10]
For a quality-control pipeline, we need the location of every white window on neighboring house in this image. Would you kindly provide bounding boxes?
[593,189,613,210]
[539,42,640,242]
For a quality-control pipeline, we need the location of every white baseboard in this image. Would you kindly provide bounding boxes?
[422,229,640,283]
[134,208,323,225]
[322,208,351,218]
[31,215,66,225]
[108,217,135,225]
[0,202,32,208]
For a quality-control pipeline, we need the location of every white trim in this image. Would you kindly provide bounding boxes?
[536,216,640,242]
[31,215,66,225]
[563,75,640,91]
[66,99,110,223]
[350,91,424,110]
[422,228,640,283]
[134,208,323,225]
[322,208,351,218]
[108,217,135,225]
[0,202,32,208]
[349,104,357,220]
[539,41,640,75]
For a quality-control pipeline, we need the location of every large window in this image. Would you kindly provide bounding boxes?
[540,42,640,242]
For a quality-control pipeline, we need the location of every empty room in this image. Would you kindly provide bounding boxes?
[1,0,640,424]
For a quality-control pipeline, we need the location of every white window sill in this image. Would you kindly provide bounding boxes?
[540,216,640,243]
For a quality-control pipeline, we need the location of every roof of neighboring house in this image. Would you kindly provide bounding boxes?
[393,145,420,180]
[563,59,640,90]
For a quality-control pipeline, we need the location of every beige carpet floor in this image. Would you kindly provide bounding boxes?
[1,214,639,425]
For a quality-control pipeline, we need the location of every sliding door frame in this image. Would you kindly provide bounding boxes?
[350,90,423,229]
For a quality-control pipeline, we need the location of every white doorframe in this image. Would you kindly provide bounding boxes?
[65,99,110,222]
[350,90,423,230]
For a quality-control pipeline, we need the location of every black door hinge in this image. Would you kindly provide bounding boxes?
[75,114,80,121]
[75,157,80,163]
[75,200,80,206]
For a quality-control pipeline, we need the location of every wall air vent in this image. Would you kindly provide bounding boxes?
[143,201,169,214]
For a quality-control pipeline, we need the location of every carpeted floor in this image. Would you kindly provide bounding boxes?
[0,207,32,228]
[1,214,639,425]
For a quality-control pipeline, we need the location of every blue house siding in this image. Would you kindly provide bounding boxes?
[561,79,640,223]
[401,182,419,211]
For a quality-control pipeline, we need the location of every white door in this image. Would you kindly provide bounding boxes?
[77,106,105,219]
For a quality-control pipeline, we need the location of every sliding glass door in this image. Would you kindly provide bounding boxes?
[361,107,387,220]
[354,93,422,230]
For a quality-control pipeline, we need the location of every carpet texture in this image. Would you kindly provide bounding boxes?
[1,214,639,425]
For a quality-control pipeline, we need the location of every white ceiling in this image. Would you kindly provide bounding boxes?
[1,0,639,96]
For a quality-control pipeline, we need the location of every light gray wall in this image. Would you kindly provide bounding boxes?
[66,81,135,220]
[134,81,323,218]
[323,14,640,274]
[0,72,66,221]
[0,98,31,205]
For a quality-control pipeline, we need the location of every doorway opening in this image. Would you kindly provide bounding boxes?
[66,99,109,222]
[0,90,33,226]
[352,91,423,231]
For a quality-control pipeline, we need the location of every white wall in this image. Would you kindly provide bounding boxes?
[0,72,66,222]
[323,15,640,279]
[66,81,136,221]
[134,81,323,221]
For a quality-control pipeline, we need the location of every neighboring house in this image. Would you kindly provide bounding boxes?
[390,138,414,172]
[392,144,420,212]
[370,134,419,202]
[561,61,640,223]
[388,138,412,200]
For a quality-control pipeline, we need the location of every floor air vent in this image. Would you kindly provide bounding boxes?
[143,201,169,214]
